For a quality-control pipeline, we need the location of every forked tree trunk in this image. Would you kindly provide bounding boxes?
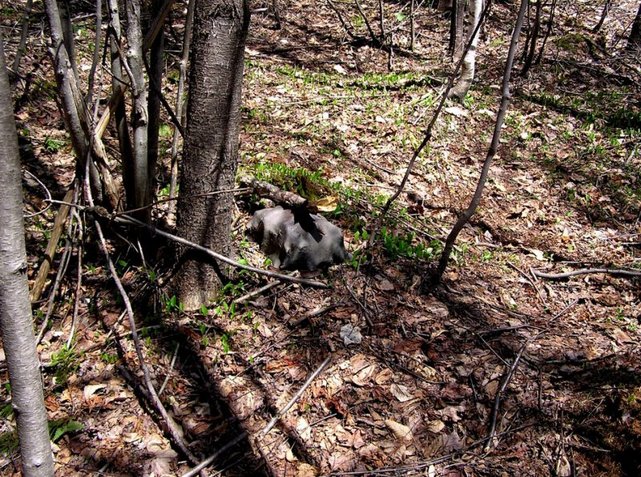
[176,0,250,310]
[0,40,54,477]
[449,0,483,100]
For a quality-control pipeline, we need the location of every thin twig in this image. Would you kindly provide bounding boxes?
[233,281,280,305]
[531,267,641,279]
[23,170,53,218]
[93,217,199,463]
[181,432,248,477]
[158,342,179,396]
[485,337,531,451]
[507,261,546,305]
[260,354,332,436]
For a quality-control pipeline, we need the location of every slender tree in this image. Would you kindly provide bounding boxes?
[176,0,251,310]
[0,39,55,477]
[628,2,641,51]
[427,0,529,287]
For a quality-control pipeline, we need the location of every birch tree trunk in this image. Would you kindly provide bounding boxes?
[176,0,250,310]
[449,0,483,100]
[0,39,54,477]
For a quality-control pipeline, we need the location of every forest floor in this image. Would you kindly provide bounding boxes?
[1,1,641,476]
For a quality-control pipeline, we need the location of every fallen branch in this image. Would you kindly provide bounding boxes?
[485,337,529,451]
[93,216,200,464]
[531,267,641,280]
[233,281,280,305]
[261,354,332,436]
[30,189,74,302]
[181,432,248,477]
[110,212,330,288]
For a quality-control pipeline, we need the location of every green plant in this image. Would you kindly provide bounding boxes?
[0,431,18,454]
[49,419,83,443]
[0,403,13,419]
[380,227,439,260]
[100,352,118,364]
[163,295,184,313]
[43,137,66,153]
[221,334,231,353]
[50,345,79,386]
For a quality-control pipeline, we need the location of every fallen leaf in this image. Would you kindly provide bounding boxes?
[83,384,107,400]
[427,419,446,433]
[385,419,413,441]
[314,196,339,212]
[390,384,414,402]
[445,106,469,117]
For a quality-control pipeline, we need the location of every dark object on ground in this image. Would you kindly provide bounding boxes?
[248,206,350,271]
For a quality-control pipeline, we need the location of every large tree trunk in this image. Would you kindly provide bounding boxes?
[176,0,250,311]
[0,39,55,477]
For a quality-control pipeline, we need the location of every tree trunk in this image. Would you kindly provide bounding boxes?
[176,0,250,311]
[107,0,134,204]
[147,0,165,198]
[170,0,196,199]
[449,0,483,100]
[628,2,641,51]
[125,0,151,222]
[0,39,55,477]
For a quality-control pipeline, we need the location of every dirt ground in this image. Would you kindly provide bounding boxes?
[1,0,640,476]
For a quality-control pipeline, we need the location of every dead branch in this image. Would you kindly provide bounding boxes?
[233,281,281,305]
[326,0,357,40]
[354,0,381,46]
[531,267,641,280]
[485,337,530,451]
[110,212,330,288]
[506,261,546,305]
[30,189,75,302]
[260,354,332,435]
[23,170,53,219]
[181,432,248,477]
[238,176,308,208]
[93,216,200,464]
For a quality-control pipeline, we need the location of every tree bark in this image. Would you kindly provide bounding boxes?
[125,0,151,222]
[0,39,55,477]
[628,2,641,51]
[176,0,250,310]
[170,0,196,199]
[449,0,483,100]
[146,0,165,199]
